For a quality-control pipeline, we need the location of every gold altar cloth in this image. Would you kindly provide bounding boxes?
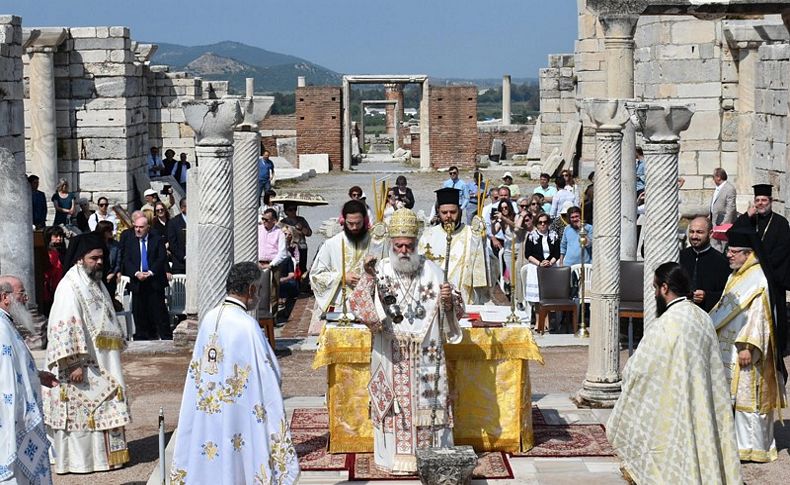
[312,325,544,453]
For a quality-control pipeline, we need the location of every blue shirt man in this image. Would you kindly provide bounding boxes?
[560,207,593,266]
[441,165,469,211]
[258,150,275,199]
[635,147,646,194]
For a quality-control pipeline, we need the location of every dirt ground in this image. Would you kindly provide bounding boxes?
[50,347,790,484]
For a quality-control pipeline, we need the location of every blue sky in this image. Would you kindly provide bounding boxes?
[3,0,578,78]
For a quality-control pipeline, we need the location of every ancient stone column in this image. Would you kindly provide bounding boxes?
[0,147,35,309]
[22,28,66,199]
[183,100,242,320]
[502,74,512,126]
[629,103,693,328]
[575,99,630,408]
[233,79,268,265]
[174,167,201,348]
[384,83,404,141]
[598,12,639,261]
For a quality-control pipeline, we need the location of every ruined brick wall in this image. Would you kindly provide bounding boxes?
[295,86,341,169]
[539,54,577,162]
[477,124,534,158]
[409,126,421,158]
[23,26,147,206]
[146,68,200,161]
[0,16,24,164]
[260,114,296,156]
[428,86,477,170]
[753,43,789,212]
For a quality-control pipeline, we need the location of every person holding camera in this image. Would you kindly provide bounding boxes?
[141,186,176,224]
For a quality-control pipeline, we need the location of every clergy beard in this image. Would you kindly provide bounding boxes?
[390,247,421,276]
[7,298,35,334]
[344,225,368,244]
[655,294,668,318]
[80,261,104,282]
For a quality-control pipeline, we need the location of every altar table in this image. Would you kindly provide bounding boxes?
[312,324,544,453]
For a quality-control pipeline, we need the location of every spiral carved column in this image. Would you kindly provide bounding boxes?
[232,129,261,264]
[576,99,629,407]
[629,103,693,328]
[183,100,242,321]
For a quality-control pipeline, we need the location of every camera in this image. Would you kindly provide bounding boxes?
[160,184,172,195]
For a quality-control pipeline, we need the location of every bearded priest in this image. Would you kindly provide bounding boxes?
[350,208,463,474]
[311,199,387,315]
[44,233,131,474]
[418,188,487,304]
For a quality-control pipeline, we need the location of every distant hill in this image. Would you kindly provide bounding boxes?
[150,41,341,93]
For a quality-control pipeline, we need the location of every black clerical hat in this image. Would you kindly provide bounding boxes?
[65,232,108,267]
[725,225,758,249]
[753,184,773,197]
[435,187,460,207]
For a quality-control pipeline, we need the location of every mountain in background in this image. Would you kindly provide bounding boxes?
[149,40,537,94]
[150,41,342,92]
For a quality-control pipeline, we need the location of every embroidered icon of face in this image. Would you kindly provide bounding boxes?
[208,348,217,362]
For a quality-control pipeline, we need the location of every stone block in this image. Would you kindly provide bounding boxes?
[95,159,129,172]
[94,77,142,97]
[656,44,699,60]
[78,170,129,191]
[178,123,194,138]
[697,151,721,174]
[78,159,96,172]
[109,49,131,63]
[74,49,109,63]
[682,175,704,190]
[682,110,721,140]
[721,111,738,142]
[83,137,133,159]
[721,151,738,175]
[540,77,559,91]
[721,60,738,83]
[76,108,129,127]
[73,37,126,50]
[75,126,130,138]
[676,82,721,98]
[69,27,97,38]
[109,26,129,38]
[655,60,721,84]
[759,43,790,61]
[298,153,329,174]
[671,20,715,45]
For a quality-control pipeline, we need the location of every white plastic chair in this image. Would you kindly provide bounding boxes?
[570,264,593,305]
[167,274,188,323]
[116,275,135,340]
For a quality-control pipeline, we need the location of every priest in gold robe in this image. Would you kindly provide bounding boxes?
[608,262,741,484]
[350,208,463,474]
[418,188,487,304]
[710,226,786,462]
[44,233,131,474]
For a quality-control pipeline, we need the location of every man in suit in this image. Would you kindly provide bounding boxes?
[122,213,171,340]
[167,198,187,274]
[710,167,737,251]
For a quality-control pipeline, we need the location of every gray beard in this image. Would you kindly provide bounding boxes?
[7,298,35,335]
[390,248,422,276]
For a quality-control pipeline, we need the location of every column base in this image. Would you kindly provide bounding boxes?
[173,316,199,349]
[573,380,622,409]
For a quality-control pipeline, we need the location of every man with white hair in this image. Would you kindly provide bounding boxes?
[44,233,132,474]
[0,275,58,483]
[350,208,463,474]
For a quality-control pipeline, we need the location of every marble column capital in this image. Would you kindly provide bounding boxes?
[22,28,67,53]
[182,100,242,146]
[598,13,640,40]
[578,98,631,132]
[238,95,274,129]
[627,102,694,143]
[132,42,158,64]
[723,19,788,51]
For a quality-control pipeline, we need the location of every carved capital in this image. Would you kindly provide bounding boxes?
[239,95,275,128]
[132,43,158,64]
[627,102,694,143]
[599,13,640,39]
[22,28,67,54]
[578,98,630,132]
[182,100,242,146]
[586,0,647,17]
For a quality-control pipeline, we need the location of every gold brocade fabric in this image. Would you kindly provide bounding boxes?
[313,326,543,453]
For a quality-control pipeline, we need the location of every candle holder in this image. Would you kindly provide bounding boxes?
[576,179,590,338]
[505,239,521,325]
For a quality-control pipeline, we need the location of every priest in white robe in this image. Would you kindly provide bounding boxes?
[170,262,299,485]
[350,208,463,474]
[43,234,131,474]
[311,200,387,314]
[710,226,786,462]
[418,188,487,304]
[607,262,741,484]
[0,275,58,484]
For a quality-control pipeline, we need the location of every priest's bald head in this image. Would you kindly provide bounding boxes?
[0,275,33,333]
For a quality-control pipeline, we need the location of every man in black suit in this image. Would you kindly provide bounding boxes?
[679,217,730,312]
[167,198,187,274]
[122,213,171,340]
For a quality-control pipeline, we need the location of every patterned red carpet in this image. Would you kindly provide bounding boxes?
[290,406,615,478]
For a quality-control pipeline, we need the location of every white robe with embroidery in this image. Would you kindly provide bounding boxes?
[418,224,487,305]
[310,232,386,313]
[0,311,52,484]
[350,258,463,473]
[43,265,130,474]
[170,300,299,485]
[709,254,786,462]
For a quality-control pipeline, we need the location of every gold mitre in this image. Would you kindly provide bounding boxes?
[388,208,419,238]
